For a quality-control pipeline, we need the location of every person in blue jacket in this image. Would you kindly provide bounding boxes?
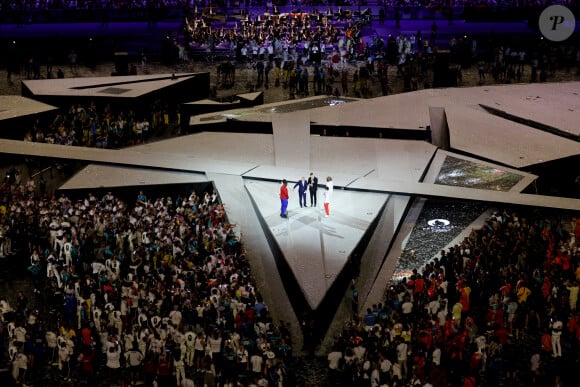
[293,177,308,208]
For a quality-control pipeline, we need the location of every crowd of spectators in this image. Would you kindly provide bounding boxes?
[186,6,429,96]
[482,43,580,84]
[185,6,579,97]
[185,7,378,64]
[328,209,580,386]
[0,173,293,386]
[22,101,178,148]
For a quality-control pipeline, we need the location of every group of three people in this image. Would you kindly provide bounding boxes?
[280,173,333,218]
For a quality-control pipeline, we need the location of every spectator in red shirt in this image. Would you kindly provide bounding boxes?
[495,324,510,345]
[414,274,426,296]
[81,325,93,347]
[77,345,96,380]
[157,352,173,386]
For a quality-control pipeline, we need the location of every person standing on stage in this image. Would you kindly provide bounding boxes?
[323,186,331,217]
[326,176,333,193]
[308,172,318,207]
[293,177,308,208]
[324,176,333,217]
[280,179,289,218]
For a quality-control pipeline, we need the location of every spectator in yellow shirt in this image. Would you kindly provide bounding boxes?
[517,284,532,305]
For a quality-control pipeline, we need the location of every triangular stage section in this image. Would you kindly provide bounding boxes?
[244,180,388,310]
[21,73,210,110]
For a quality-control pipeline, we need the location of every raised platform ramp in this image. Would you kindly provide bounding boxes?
[444,103,580,168]
[349,176,580,211]
[1,138,576,211]
[0,96,59,139]
[0,139,257,175]
[0,96,57,121]
[22,73,200,98]
[21,73,211,112]
[60,164,207,189]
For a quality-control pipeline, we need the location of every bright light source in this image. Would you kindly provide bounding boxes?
[426,219,452,232]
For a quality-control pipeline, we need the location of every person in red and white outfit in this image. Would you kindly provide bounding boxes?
[323,176,333,217]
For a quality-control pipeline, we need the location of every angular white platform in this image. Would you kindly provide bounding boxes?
[189,95,361,125]
[60,164,208,189]
[245,179,388,309]
[0,139,257,175]
[21,73,203,98]
[188,82,580,169]
[0,96,57,121]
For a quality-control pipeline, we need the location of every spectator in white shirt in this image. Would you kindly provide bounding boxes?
[396,338,408,379]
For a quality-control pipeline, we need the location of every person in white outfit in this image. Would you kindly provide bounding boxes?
[106,344,122,381]
[11,346,27,385]
[63,239,73,268]
[93,307,103,333]
[551,317,563,357]
[109,310,123,336]
[125,344,144,385]
[323,176,334,216]
[184,331,196,367]
[47,254,62,288]
[58,340,73,379]
[174,350,186,386]
[396,338,408,379]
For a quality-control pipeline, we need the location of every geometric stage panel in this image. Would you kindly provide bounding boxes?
[245,179,388,309]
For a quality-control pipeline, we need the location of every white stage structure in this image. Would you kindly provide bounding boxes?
[3,81,580,352]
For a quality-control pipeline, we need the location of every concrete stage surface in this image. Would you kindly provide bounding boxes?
[21,73,202,98]
[20,72,211,112]
[0,96,57,120]
[190,82,580,168]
